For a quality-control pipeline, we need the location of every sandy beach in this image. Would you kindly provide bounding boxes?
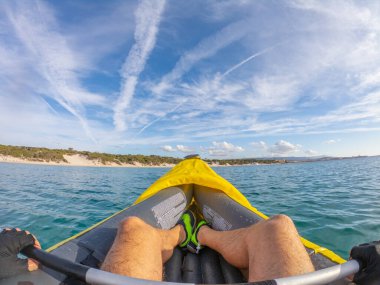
[0,154,176,168]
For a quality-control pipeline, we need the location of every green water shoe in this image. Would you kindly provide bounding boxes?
[187,219,209,254]
[178,210,196,248]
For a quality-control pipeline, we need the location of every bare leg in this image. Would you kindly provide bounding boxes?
[198,214,315,282]
[101,217,185,281]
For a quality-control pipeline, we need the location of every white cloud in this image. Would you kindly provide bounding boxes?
[161,144,193,153]
[213,141,244,152]
[251,141,268,150]
[161,145,176,152]
[324,139,341,144]
[176,145,193,153]
[269,140,302,155]
[251,140,303,156]
[114,0,166,131]
[304,149,318,156]
[203,141,244,157]
[207,149,227,157]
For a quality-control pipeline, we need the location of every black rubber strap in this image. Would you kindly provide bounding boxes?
[21,245,89,281]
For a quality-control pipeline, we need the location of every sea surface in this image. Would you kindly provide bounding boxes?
[1,157,380,259]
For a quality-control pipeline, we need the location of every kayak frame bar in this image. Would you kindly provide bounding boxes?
[21,245,89,281]
[22,246,359,285]
[274,259,359,285]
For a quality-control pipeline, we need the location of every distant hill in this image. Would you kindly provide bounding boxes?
[257,155,372,163]
[257,156,334,162]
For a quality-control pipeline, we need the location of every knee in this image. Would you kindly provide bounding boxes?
[270,214,294,225]
[118,216,148,234]
[266,214,297,234]
[245,214,297,244]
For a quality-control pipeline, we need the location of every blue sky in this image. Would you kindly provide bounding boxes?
[1,0,380,158]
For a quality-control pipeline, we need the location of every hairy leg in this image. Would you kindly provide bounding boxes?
[101,217,184,281]
[198,214,315,282]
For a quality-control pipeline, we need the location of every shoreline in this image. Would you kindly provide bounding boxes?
[0,154,176,168]
[0,154,267,168]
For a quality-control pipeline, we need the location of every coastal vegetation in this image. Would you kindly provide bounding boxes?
[0,144,285,166]
[0,144,181,165]
[0,144,68,163]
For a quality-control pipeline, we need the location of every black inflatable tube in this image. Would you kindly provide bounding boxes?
[182,252,202,283]
[21,245,89,281]
[164,247,183,282]
[22,246,277,285]
[200,248,225,284]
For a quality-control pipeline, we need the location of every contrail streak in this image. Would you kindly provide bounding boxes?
[135,100,186,136]
[222,42,283,77]
[114,0,166,132]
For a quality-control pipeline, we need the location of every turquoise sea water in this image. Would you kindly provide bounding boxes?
[1,157,380,259]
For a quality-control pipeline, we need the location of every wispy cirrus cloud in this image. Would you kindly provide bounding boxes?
[131,0,380,147]
[63,2,136,68]
[113,0,166,131]
[150,19,251,95]
[1,1,380,157]
[134,42,278,137]
[2,1,106,142]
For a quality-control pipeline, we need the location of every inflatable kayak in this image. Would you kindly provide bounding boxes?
[1,156,357,285]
